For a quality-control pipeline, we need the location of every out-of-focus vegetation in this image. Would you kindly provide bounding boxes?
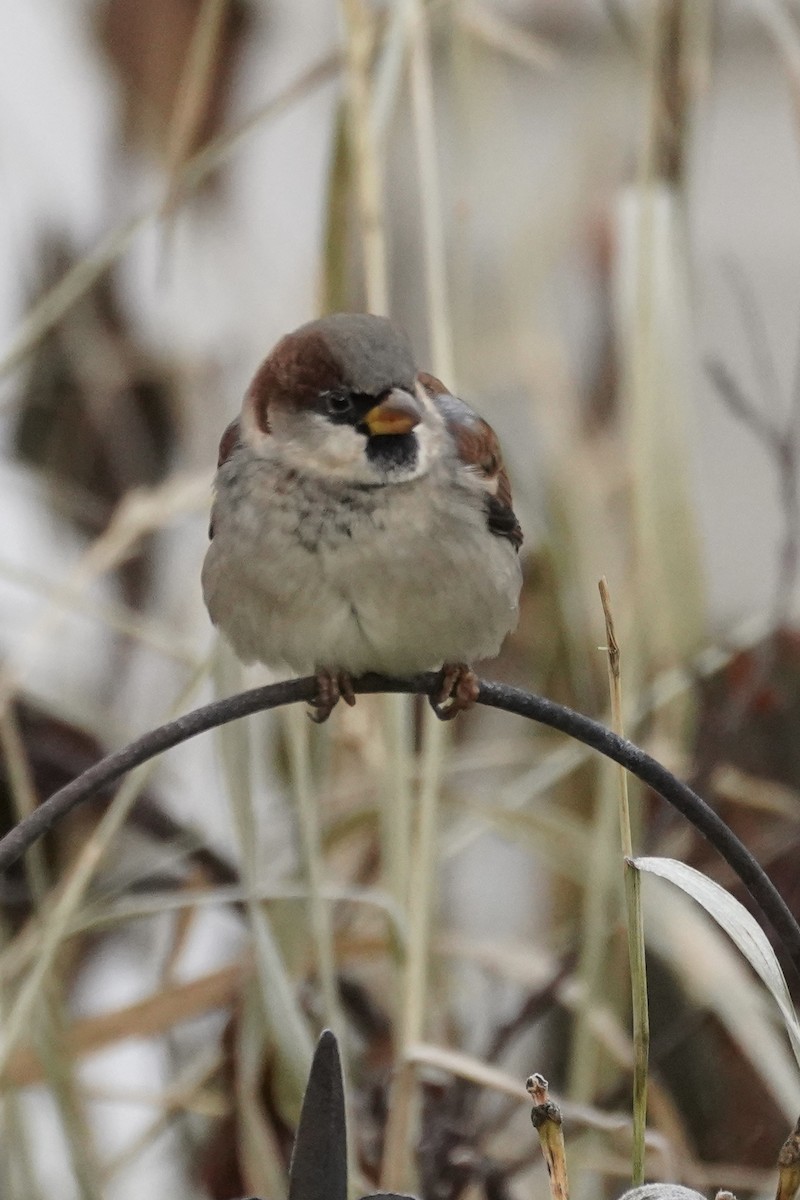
[1,2,800,1198]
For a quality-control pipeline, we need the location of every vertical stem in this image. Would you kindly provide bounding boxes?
[285,708,343,1034]
[599,578,649,1187]
[213,654,311,1121]
[163,0,229,211]
[381,2,455,1184]
[0,711,104,1200]
[340,0,389,314]
[408,0,455,383]
[338,0,415,1017]
[381,714,447,1190]
[380,696,414,907]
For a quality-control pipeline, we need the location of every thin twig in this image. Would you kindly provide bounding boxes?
[0,675,799,979]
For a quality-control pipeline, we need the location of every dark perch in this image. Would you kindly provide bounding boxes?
[1,673,799,976]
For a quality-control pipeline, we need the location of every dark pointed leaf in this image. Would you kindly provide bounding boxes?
[288,1030,347,1200]
[361,1193,418,1199]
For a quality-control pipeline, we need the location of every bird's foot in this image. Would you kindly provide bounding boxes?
[429,663,479,721]
[308,669,357,723]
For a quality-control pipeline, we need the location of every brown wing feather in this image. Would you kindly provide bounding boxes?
[216,417,242,468]
[209,417,242,539]
[418,373,523,551]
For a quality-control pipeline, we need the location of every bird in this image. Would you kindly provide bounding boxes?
[201,312,523,722]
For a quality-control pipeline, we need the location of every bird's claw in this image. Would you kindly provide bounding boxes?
[308,669,357,723]
[429,664,479,721]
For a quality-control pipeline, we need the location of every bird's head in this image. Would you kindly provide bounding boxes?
[240,313,442,484]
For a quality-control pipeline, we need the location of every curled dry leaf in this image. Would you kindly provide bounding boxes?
[632,856,800,1069]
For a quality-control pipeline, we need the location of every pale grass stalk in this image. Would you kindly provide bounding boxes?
[339,0,389,314]
[0,661,209,1080]
[565,763,618,1103]
[236,984,292,1198]
[755,0,800,143]
[163,0,229,214]
[372,1,412,140]
[0,954,41,1200]
[381,3,455,1182]
[438,935,689,1174]
[380,708,448,1190]
[402,718,447,1046]
[283,707,343,1033]
[381,699,414,906]
[618,0,704,668]
[459,1,561,72]
[0,559,201,665]
[328,18,419,1186]
[0,711,107,1200]
[73,880,405,934]
[0,472,209,714]
[407,0,455,383]
[212,653,312,1117]
[0,884,404,986]
[32,997,107,1200]
[0,52,340,382]
[404,1041,669,1158]
[599,578,649,1188]
[333,0,418,949]
[0,710,47,897]
[101,1050,226,1178]
[443,608,777,865]
[419,1036,681,1176]
[0,214,144,384]
[3,965,243,1088]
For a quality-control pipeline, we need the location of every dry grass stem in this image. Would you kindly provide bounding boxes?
[599,576,649,1186]
[527,1072,570,1200]
[163,0,230,214]
[0,473,209,713]
[0,662,210,1081]
[340,0,389,314]
[0,52,341,382]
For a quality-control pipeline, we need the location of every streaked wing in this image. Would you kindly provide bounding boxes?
[217,417,242,468]
[418,372,523,552]
[209,417,242,540]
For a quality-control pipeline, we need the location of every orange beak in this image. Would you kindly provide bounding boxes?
[362,389,422,437]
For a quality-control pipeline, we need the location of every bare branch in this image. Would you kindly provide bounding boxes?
[0,674,799,978]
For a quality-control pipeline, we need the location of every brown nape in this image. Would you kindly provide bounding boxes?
[245,330,344,434]
[417,370,450,397]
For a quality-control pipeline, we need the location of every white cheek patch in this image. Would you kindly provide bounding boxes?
[261,405,449,485]
[275,414,366,476]
[313,422,368,470]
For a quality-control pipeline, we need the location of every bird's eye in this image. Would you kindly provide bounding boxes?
[324,392,354,417]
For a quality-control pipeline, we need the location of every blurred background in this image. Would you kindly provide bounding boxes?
[2,1,800,1198]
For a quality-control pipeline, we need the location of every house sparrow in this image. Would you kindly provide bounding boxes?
[202,313,523,721]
